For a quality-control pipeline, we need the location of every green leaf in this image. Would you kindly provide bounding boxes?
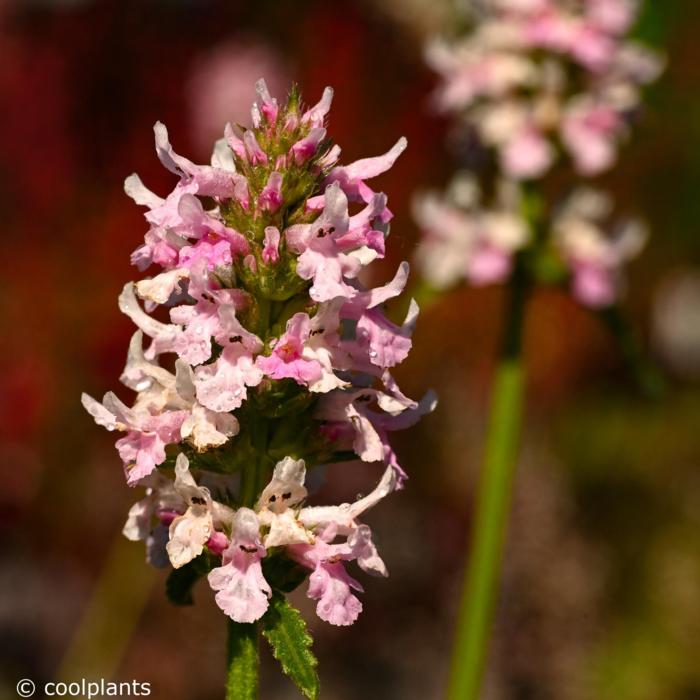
[262,593,320,699]
[165,554,210,606]
[226,621,259,700]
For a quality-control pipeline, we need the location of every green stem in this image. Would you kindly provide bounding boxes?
[447,264,530,700]
[239,403,272,509]
[226,620,259,700]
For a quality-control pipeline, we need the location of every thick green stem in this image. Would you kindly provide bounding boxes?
[447,265,529,700]
[226,620,259,700]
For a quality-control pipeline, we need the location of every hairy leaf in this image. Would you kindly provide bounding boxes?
[262,593,319,699]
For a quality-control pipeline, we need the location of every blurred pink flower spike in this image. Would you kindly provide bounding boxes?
[425,0,663,179]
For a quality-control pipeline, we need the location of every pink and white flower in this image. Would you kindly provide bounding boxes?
[166,454,235,569]
[208,508,271,623]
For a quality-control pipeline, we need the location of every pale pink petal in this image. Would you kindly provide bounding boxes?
[302,86,334,126]
[331,137,407,184]
[195,346,264,412]
[307,562,363,626]
[291,127,326,165]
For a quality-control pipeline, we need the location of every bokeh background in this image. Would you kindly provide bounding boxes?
[2,1,699,698]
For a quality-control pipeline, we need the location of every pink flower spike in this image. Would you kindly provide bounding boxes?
[259,171,284,213]
[84,81,432,635]
[243,130,268,165]
[291,127,327,165]
[262,226,281,264]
